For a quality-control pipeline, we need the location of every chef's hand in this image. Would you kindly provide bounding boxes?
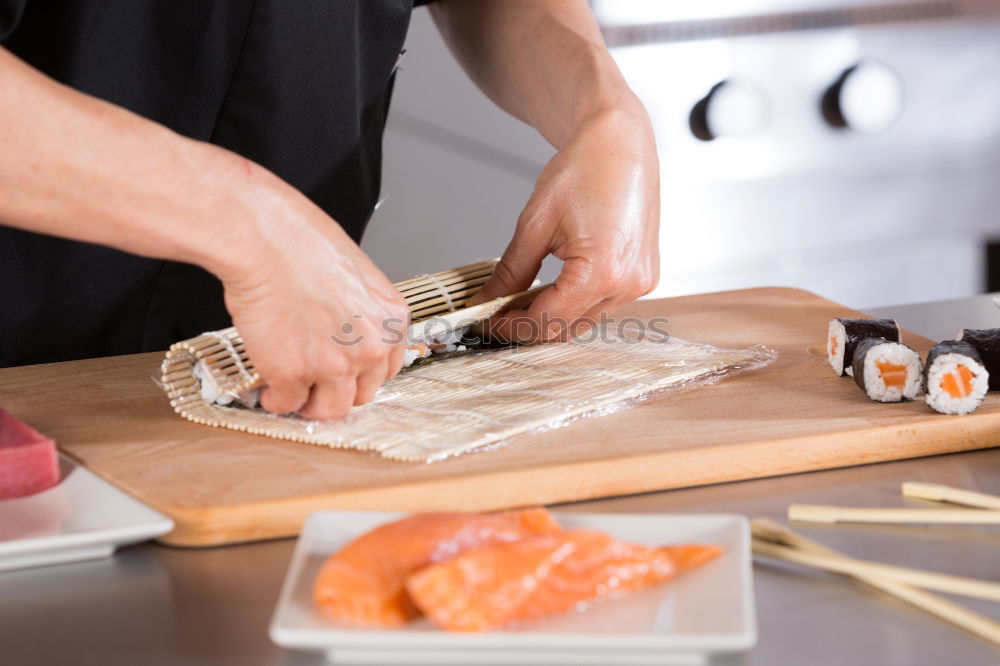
[473,102,660,342]
[221,172,411,419]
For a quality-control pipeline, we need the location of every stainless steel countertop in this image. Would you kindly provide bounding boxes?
[2,298,999,666]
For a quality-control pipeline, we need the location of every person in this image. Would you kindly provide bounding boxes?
[0,0,659,420]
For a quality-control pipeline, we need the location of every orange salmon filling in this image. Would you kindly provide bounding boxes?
[829,335,838,356]
[940,364,975,399]
[876,360,908,389]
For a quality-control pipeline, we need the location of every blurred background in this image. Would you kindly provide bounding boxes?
[362,0,1000,309]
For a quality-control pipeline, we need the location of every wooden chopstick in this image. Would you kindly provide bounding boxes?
[752,538,1000,602]
[751,519,1000,647]
[902,482,1000,511]
[788,504,1000,525]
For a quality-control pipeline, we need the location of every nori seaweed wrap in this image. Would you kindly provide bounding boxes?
[957,328,1000,390]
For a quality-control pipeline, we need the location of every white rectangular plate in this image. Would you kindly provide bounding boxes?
[0,454,173,572]
[270,511,756,664]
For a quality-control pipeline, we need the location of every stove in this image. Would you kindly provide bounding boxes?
[593,0,1000,307]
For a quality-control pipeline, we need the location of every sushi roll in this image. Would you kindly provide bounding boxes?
[955,328,1000,390]
[403,343,433,367]
[924,341,989,415]
[402,327,472,367]
[827,318,900,377]
[851,337,921,402]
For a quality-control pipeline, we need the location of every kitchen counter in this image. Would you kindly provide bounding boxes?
[1,297,998,666]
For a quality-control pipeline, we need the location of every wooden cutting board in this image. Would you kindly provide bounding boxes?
[2,287,997,547]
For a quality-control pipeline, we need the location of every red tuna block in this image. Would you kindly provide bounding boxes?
[0,408,60,500]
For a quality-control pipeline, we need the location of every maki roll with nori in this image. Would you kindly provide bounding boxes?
[852,338,922,402]
[924,341,989,415]
[956,328,1000,390]
[827,318,900,377]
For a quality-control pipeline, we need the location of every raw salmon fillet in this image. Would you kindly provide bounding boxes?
[0,407,59,500]
[313,508,561,627]
[405,529,722,632]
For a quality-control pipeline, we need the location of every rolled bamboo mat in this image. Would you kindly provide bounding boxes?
[161,261,502,403]
[399,260,498,322]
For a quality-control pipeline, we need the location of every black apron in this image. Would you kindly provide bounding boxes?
[0,0,419,366]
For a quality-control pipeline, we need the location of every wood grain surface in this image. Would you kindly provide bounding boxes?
[2,288,997,547]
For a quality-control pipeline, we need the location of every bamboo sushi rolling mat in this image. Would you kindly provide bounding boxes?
[3,287,1000,546]
[159,261,766,462]
[160,260,501,405]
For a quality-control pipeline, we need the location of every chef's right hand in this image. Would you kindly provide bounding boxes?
[217,166,410,420]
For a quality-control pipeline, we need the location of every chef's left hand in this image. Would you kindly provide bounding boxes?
[473,101,660,342]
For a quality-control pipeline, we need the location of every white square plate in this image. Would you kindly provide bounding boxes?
[0,454,173,572]
[270,511,756,665]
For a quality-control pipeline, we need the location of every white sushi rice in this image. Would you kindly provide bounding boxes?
[857,341,922,402]
[427,326,469,350]
[402,326,471,368]
[827,319,847,376]
[402,346,432,367]
[925,353,988,415]
[195,359,233,405]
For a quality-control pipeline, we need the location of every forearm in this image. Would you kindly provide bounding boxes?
[429,0,642,148]
[0,49,409,418]
[0,46,265,281]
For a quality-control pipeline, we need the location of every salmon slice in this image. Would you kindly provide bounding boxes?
[312,508,561,627]
[405,529,722,632]
[875,360,908,389]
[941,364,976,398]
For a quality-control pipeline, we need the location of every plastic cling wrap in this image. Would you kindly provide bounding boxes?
[159,323,775,463]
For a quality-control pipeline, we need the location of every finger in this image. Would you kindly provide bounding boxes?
[528,254,636,339]
[473,295,606,345]
[490,293,621,343]
[385,340,406,381]
[355,359,389,406]
[481,307,543,344]
[259,376,311,415]
[488,293,603,343]
[298,374,356,421]
[471,206,552,305]
[489,257,605,342]
[563,297,617,340]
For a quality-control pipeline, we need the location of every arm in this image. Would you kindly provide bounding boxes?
[0,47,409,418]
[430,0,660,340]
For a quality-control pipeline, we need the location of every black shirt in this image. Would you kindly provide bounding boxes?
[0,0,420,366]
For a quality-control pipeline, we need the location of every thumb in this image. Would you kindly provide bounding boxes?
[471,211,551,305]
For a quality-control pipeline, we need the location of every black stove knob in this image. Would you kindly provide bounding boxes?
[822,61,904,133]
[690,80,770,142]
